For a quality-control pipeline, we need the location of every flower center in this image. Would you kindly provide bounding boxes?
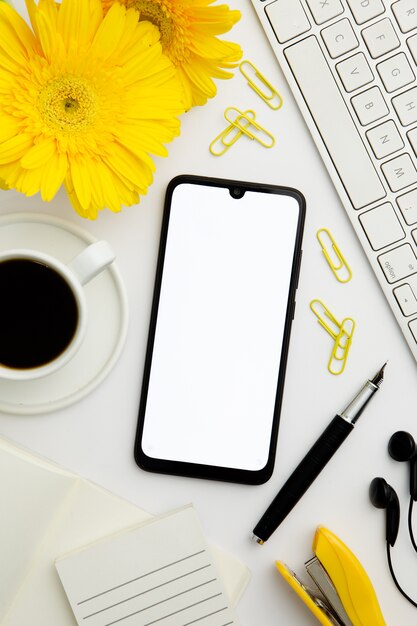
[129,0,188,63]
[38,76,97,134]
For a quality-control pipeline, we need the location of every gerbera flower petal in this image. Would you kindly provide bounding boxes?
[189,6,240,35]
[182,61,216,98]
[0,135,33,164]
[64,171,91,219]
[40,150,67,200]
[26,0,58,53]
[7,163,45,196]
[0,115,19,144]
[20,138,56,169]
[0,0,184,217]
[117,125,169,157]
[90,3,128,61]
[57,0,101,49]
[106,142,154,188]
[102,0,242,110]
[68,157,91,210]
[189,33,241,60]
[0,3,39,59]
[88,159,123,213]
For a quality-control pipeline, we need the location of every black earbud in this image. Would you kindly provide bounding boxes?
[369,476,400,547]
[370,434,417,609]
[388,431,417,501]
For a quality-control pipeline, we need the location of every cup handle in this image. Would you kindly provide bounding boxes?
[68,241,115,286]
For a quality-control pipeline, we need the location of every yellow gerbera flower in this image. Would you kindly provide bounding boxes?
[0,0,184,219]
[102,0,242,110]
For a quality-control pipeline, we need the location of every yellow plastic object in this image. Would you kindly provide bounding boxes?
[239,60,283,110]
[313,527,386,626]
[317,228,352,283]
[275,562,336,626]
[209,110,256,156]
[224,107,275,148]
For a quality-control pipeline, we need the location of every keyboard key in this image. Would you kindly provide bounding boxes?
[359,202,405,249]
[381,153,417,191]
[284,36,386,209]
[378,243,417,283]
[362,18,400,58]
[266,0,311,44]
[366,120,404,157]
[392,87,417,126]
[251,0,417,362]
[347,0,385,25]
[351,86,389,125]
[377,53,415,93]
[407,275,417,294]
[394,283,417,315]
[336,52,374,92]
[322,19,359,58]
[407,127,417,154]
[408,318,417,341]
[392,0,417,33]
[397,189,417,224]
[306,0,344,24]
[408,34,417,63]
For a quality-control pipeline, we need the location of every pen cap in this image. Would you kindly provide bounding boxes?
[313,527,386,626]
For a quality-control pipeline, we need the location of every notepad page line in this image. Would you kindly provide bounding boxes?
[84,578,218,619]
[79,564,212,615]
[78,550,207,605]
[104,593,224,626]
[56,506,237,626]
[183,611,233,626]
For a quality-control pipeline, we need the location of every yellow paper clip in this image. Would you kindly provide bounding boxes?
[239,60,283,110]
[224,107,275,148]
[331,317,355,361]
[209,109,256,156]
[328,318,356,375]
[309,299,342,340]
[316,228,352,283]
[310,299,355,375]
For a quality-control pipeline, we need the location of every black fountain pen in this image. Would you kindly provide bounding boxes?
[253,364,386,544]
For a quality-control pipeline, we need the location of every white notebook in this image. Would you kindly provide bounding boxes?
[56,506,237,626]
[0,438,249,625]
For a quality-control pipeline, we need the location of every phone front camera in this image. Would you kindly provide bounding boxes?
[230,187,244,199]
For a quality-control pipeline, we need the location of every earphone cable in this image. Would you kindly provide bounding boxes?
[387,543,417,608]
[408,497,417,553]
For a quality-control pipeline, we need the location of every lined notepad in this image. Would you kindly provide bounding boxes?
[56,506,236,626]
[0,438,249,625]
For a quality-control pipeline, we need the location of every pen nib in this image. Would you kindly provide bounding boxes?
[371,362,387,387]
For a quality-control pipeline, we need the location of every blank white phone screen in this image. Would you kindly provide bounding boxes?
[142,184,300,471]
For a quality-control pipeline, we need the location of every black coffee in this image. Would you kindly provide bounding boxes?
[0,258,79,369]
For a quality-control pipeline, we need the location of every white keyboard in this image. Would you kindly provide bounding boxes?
[250,0,417,362]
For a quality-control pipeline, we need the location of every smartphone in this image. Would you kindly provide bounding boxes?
[134,175,305,484]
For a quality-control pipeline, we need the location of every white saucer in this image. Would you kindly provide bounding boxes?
[0,213,128,415]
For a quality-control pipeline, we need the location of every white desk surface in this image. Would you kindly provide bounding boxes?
[1,2,417,624]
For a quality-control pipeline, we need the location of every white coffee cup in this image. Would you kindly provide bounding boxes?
[0,241,115,381]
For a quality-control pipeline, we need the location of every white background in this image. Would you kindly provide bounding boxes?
[1,1,417,624]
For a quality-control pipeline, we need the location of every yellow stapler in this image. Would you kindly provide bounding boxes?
[276,526,386,626]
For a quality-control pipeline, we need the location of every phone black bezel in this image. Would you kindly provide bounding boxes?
[134,175,306,485]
